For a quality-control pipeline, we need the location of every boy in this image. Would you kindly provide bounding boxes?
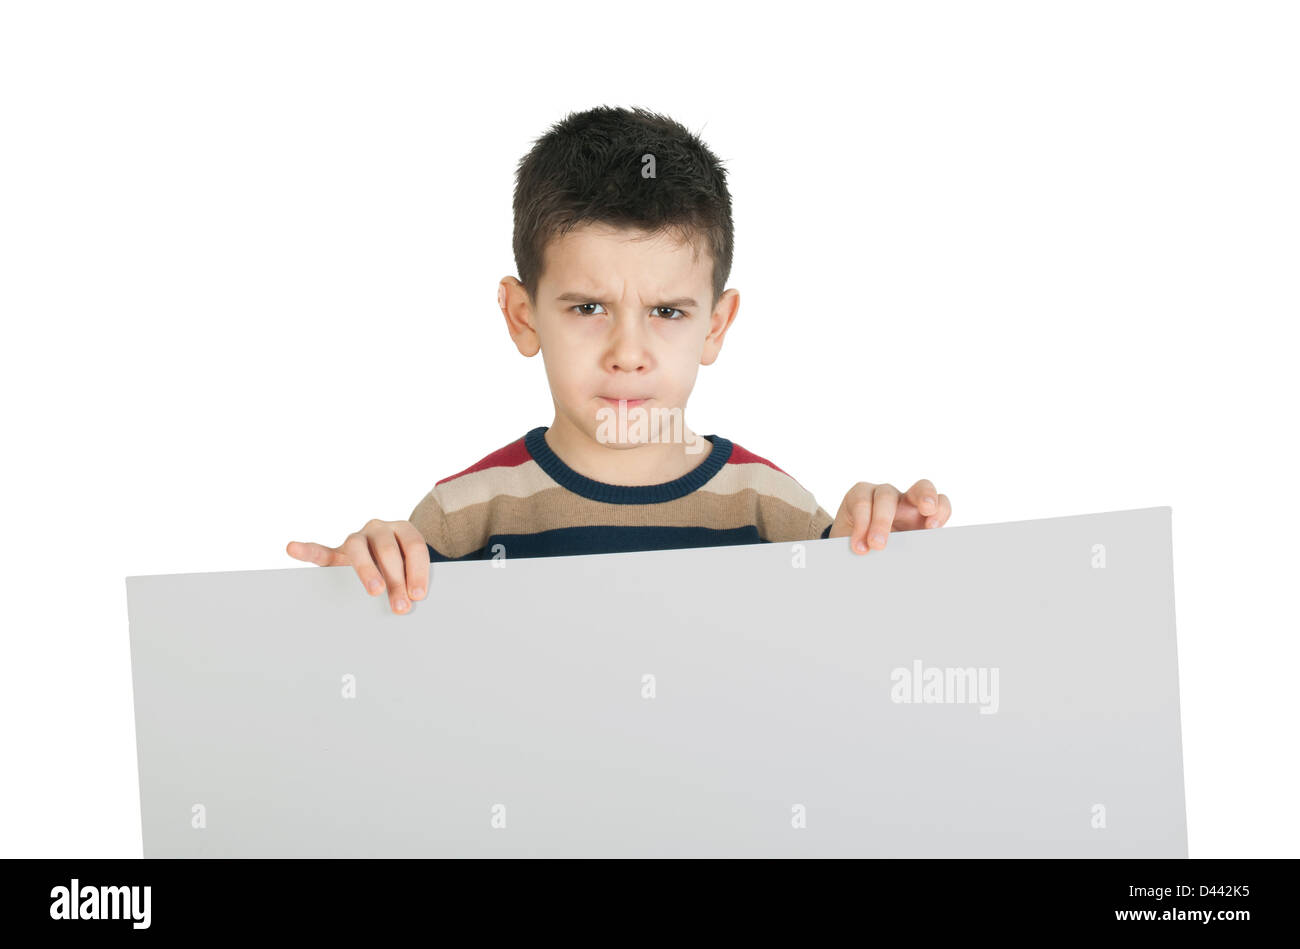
[286,106,951,614]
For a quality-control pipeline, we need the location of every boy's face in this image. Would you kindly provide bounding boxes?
[500,222,739,460]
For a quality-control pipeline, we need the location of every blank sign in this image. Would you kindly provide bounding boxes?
[126,506,1187,857]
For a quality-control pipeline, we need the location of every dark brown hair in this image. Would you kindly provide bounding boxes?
[512,106,734,306]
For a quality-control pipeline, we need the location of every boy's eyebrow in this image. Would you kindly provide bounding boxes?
[555,291,699,308]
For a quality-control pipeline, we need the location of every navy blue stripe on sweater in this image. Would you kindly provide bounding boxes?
[426,521,832,562]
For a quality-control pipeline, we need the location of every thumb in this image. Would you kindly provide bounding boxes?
[285,540,348,566]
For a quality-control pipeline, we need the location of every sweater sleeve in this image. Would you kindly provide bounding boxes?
[409,486,459,562]
[810,504,834,540]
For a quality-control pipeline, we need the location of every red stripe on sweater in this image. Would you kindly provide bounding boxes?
[726,442,789,477]
[435,435,532,486]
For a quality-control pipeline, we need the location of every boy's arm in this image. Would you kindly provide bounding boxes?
[409,487,459,562]
[810,505,834,541]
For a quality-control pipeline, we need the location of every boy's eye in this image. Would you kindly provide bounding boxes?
[654,307,686,320]
[573,303,606,316]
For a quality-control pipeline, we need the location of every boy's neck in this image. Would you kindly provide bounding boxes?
[542,415,714,487]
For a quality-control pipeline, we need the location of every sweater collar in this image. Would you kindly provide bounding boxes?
[523,426,733,505]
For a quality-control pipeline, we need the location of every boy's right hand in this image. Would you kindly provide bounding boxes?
[285,519,429,614]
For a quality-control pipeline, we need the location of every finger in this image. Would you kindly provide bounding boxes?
[342,532,385,596]
[285,541,343,566]
[395,522,430,601]
[926,493,952,529]
[867,484,900,549]
[906,480,940,518]
[849,497,873,554]
[369,530,412,613]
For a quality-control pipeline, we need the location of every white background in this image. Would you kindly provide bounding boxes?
[1,0,1296,858]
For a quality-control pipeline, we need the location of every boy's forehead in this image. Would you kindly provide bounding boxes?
[540,222,711,293]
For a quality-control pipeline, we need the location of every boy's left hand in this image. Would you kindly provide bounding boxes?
[828,480,951,555]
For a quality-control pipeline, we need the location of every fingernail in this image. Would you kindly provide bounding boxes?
[928,518,939,528]
[411,587,425,600]
[368,579,383,594]
[870,532,886,547]
[394,599,409,612]
[855,540,867,553]
[924,496,937,511]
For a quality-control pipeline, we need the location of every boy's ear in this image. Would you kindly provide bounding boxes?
[700,288,740,367]
[499,276,540,357]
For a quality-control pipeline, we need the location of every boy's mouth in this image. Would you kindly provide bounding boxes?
[599,396,649,407]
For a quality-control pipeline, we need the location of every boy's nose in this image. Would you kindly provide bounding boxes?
[604,316,653,371]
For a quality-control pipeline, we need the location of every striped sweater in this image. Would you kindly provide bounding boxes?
[408,426,835,562]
